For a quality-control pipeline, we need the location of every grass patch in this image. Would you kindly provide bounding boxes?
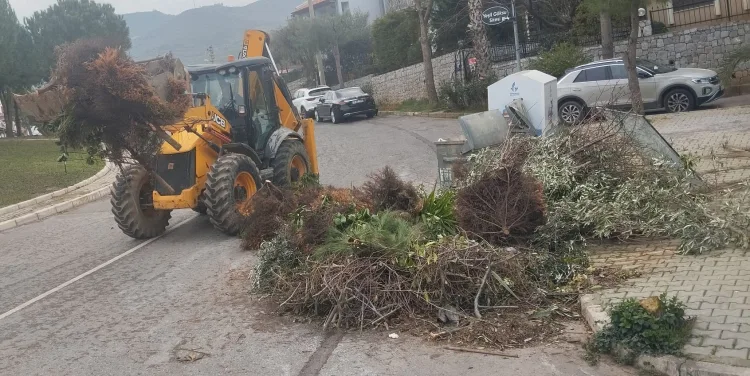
[0,139,103,207]
[387,99,443,113]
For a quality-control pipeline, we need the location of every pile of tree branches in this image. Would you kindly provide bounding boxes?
[45,38,190,166]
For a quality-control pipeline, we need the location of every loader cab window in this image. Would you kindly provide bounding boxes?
[190,70,243,120]
[245,68,276,151]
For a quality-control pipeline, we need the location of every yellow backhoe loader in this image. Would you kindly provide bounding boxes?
[108,30,319,238]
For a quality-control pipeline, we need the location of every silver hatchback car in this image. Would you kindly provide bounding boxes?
[556,59,723,124]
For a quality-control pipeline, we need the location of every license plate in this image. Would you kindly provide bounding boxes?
[352,99,364,104]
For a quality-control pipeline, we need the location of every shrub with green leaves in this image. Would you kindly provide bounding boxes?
[527,42,589,78]
[253,231,301,291]
[316,211,421,259]
[438,74,497,111]
[588,294,693,363]
[419,188,457,238]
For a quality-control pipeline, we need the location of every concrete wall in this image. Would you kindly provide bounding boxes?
[346,20,750,104]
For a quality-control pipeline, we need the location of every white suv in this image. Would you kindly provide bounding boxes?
[557,59,723,124]
[293,86,331,118]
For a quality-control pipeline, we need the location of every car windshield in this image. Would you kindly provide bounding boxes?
[308,88,330,96]
[636,59,677,74]
[337,88,366,98]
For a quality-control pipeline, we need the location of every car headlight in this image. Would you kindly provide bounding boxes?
[692,77,712,84]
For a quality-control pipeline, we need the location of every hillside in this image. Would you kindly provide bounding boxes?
[123,0,302,64]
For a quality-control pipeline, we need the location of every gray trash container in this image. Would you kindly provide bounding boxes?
[435,139,466,188]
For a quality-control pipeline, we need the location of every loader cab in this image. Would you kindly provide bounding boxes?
[189,58,280,154]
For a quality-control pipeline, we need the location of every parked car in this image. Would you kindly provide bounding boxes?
[292,86,331,118]
[314,87,378,124]
[557,58,723,124]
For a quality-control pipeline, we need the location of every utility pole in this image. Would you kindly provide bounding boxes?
[511,0,521,72]
[308,0,327,86]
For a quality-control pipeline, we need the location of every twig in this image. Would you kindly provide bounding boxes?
[429,325,470,338]
[444,346,519,358]
[477,305,518,309]
[474,266,491,319]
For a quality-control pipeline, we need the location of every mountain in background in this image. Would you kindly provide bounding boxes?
[122,0,302,64]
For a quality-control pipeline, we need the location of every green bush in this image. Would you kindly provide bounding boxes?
[372,9,422,73]
[316,211,421,259]
[253,232,301,291]
[419,188,457,238]
[438,74,497,111]
[588,294,693,363]
[527,42,588,78]
[651,21,668,35]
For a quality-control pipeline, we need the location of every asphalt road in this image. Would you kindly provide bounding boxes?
[0,116,633,376]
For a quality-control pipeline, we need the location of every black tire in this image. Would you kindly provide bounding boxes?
[271,140,311,187]
[315,109,324,122]
[300,106,309,119]
[559,100,584,125]
[331,108,342,124]
[204,153,262,235]
[366,111,375,119]
[111,165,171,239]
[664,88,695,113]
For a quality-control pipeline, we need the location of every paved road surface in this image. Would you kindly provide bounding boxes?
[0,116,632,376]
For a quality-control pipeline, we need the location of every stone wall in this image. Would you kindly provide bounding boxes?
[347,20,750,104]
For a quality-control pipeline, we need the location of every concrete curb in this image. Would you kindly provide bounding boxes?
[0,163,112,217]
[580,293,750,376]
[0,186,111,233]
[380,110,469,119]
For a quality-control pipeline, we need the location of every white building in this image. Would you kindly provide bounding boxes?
[292,0,412,23]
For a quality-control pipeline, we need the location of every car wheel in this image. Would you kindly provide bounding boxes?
[331,108,341,124]
[300,106,307,119]
[315,109,322,122]
[366,111,375,119]
[665,89,694,113]
[559,100,584,125]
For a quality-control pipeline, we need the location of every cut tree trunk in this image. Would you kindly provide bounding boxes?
[333,42,345,89]
[0,91,14,138]
[623,0,643,115]
[415,0,439,105]
[14,98,22,136]
[600,9,614,59]
[468,0,492,79]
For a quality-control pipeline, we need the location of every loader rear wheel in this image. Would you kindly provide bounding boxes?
[111,165,171,239]
[271,140,311,187]
[204,153,262,235]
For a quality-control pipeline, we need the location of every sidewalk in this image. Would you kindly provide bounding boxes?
[0,163,115,231]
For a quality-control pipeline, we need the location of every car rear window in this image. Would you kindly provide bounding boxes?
[308,88,330,96]
[574,67,608,82]
[337,88,366,97]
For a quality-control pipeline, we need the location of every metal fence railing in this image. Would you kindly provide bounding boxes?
[487,27,630,63]
[650,0,749,28]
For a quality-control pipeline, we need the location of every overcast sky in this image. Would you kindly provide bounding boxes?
[9,0,259,20]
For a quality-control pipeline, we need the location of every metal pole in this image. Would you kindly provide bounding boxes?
[512,0,521,72]
[308,0,327,86]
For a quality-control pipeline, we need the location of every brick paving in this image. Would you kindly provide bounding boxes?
[588,104,750,367]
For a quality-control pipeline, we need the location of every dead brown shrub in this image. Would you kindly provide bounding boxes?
[362,166,419,212]
[456,165,546,246]
[241,184,297,250]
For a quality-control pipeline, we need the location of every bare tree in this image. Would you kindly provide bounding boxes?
[414,0,439,105]
[467,0,491,79]
[600,9,613,59]
[622,0,643,114]
[517,0,580,30]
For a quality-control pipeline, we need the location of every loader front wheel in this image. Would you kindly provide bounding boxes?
[111,165,171,239]
[271,140,311,187]
[204,153,262,235]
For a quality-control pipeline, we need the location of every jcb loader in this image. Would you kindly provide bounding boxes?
[110,30,318,238]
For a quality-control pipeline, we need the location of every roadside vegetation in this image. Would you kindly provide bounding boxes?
[241,117,750,348]
[0,139,103,207]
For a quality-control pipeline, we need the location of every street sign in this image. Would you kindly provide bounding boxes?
[482,6,511,26]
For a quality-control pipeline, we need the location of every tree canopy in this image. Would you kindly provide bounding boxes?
[371,8,422,73]
[25,0,131,80]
